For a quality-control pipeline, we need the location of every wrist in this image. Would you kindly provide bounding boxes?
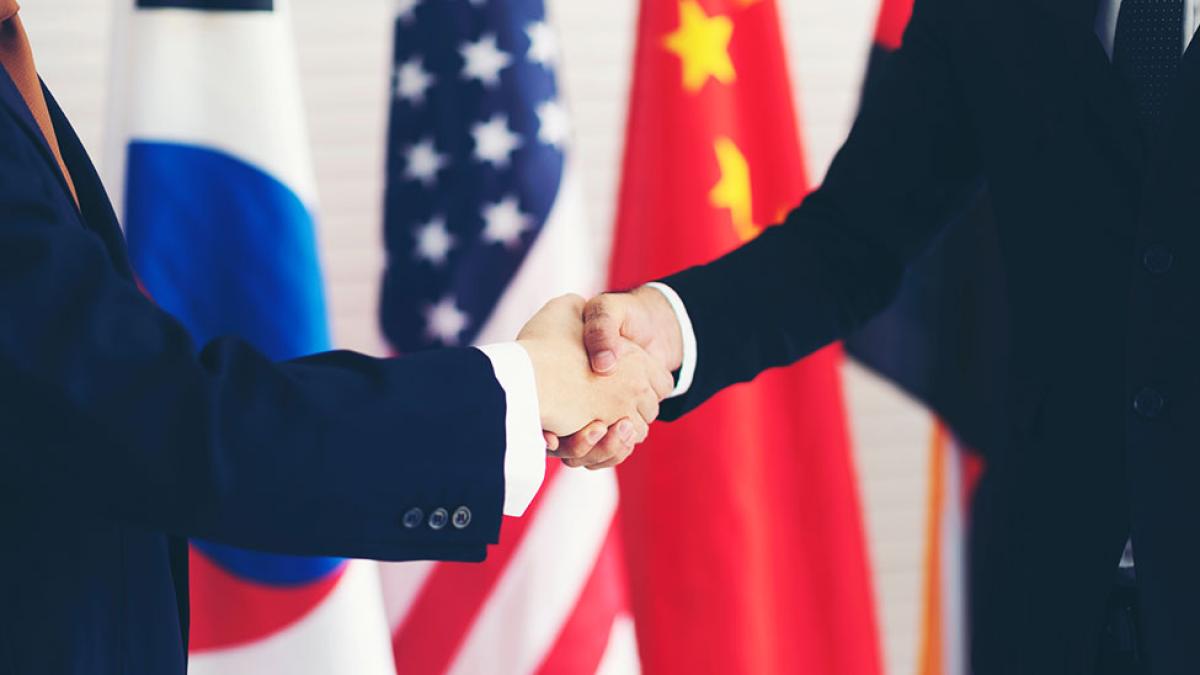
[633,285,684,372]
[518,337,586,435]
[516,339,554,429]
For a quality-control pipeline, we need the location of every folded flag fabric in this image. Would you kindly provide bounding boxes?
[846,2,996,674]
[104,1,395,673]
[608,1,883,672]
[377,0,640,672]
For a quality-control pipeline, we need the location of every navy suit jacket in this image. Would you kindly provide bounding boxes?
[0,72,510,674]
[660,0,1200,672]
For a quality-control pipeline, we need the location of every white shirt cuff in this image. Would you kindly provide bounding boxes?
[644,282,697,398]
[475,342,547,517]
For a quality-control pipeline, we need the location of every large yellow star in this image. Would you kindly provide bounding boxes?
[662,1,736,93]
[709,136,762,241]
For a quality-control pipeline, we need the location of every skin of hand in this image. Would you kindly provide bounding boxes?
[583,286,684,375]
[517,294,674,446]
[548,287,686,468]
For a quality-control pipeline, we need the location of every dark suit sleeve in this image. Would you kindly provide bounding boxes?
[0,142,507,564]
[659,0,982,420]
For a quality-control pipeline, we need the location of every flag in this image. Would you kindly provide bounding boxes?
[847,0,1009,461]
[377,0,639,672]
[609,1,882,673]
[104,1,396,673]
[918,424,984,675]
[845,2,1003,673]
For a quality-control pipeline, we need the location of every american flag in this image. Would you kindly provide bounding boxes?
[381,0,569,350]
[378,1,640,673]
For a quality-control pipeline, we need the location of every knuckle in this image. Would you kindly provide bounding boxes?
[584,296,618,323]
[657,378,675,398]
[562,294,586,312]
[555,439,580,458]
[607,437,630,458]
[548,293,584,314]
[639,391,659,415]
[643,393,662,415]
[583,297,606,315]
[633,420,650,442]
[584,322,614,342]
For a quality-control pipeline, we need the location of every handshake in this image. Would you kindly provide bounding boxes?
[516,287,684,470]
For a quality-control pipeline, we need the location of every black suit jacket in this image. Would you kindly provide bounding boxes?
[0,70,511,674]
[662,0,1199,672]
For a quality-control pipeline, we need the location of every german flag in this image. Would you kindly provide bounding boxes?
[846,2,1000,674]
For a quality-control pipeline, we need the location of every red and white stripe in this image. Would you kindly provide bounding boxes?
[188,561,397,675]
[378,147,639,674]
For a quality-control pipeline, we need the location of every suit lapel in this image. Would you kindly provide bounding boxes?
[41,83,134,280]
[1027,0,1145,172]
[0,65,81,215]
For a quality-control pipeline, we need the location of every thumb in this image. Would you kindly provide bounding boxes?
[583,294,624,374]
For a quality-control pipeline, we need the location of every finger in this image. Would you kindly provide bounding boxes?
[552,293,586,315]
[629,415,650,444]
[586,449,633,470]
[543,431,560,452]
[583,294,625,374]
[577,418,635,466]
[635,391,660,427]
[586,417,646,469]
[549,421,607,460]
[649,362,675,400]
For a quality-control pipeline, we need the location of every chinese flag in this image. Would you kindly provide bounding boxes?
[611,1,883,674]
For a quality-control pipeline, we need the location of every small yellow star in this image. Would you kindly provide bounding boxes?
[709,136,761,241]
[662,1,736,93]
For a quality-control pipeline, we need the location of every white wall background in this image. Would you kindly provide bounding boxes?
[20,1,932,673]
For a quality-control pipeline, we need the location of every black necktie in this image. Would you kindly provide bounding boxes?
[1113,0,1185,134]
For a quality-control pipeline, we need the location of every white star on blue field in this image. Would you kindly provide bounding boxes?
[381,0,568,351]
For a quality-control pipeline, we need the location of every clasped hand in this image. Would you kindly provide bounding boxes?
[517,289,683,469]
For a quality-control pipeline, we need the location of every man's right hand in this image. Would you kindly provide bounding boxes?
[581,286,684,376]
[539,286,686,468]
[517,294,674,442]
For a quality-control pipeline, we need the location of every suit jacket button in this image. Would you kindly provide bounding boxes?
[402,508,424,529]
[1143,245,1173,274]
[429,507,449,530]
[1133,388,1165,418]
[452,506,472,529]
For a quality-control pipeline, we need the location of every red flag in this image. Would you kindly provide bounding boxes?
[611,1,882,673]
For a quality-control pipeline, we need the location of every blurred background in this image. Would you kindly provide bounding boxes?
[21,1,936,673]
